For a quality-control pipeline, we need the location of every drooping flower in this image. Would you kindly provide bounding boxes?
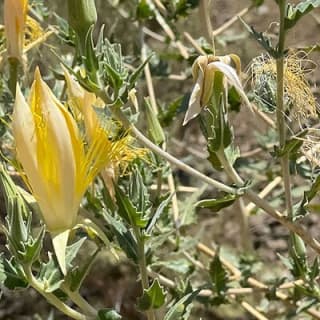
[4,0,28,61]
[12,68,129,273]
[183,54,251,125]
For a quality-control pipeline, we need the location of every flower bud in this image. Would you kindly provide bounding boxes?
[67,0,97,40]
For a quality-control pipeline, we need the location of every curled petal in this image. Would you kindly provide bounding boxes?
[183,72,204,125]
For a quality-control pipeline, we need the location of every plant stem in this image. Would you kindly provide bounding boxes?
[98,93,320,254]
[135,227,156,320]
[61,284,97,317]
[24,266,89,320]
[102,103,239,196]
[276,0,293,219]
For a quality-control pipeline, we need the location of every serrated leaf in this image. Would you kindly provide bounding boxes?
[97,309,122,320]
[38,238,86,292]
[1,258,28,289]
[195,193,237,212]
[240,18,278,57]
[285,0,320,30]
[138,279,166,310]
[115,184,148,228]
[209,253,228,294]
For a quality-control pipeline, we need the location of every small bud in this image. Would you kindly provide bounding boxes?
[67,0,97,39]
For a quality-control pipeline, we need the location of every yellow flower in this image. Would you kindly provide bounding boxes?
[4,0,28,61]
[12,68,128,273]
[183,54,250,125]
[63,67,146,176]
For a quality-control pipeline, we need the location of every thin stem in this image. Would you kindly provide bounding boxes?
[100,97,320,255]
[217,150,252,251]
[135,227,156,320]
[24,267,88,320]
[102,103,239,196]
[199,0,215,52]
[276,0,293,219]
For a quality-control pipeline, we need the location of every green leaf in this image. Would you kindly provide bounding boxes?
[102,211,138,263]
[38,238,86,292]
[145,98,166,145]
[295,173,320,218]
[164,291,199,320]
[146,193,173,234]
[138,279,166,310]
[285,0,320,30]
[68,248,99,292]
[209,252,228,294]
[195,193,237,212]
[0,257,28,289]
[114,184,148,228]
[310,258,319,282]
[159,96,184,127]
[136,0,154,20]
[129,168,151,216]
[240,18,278,58]
[128,54,153,89]
[276,129,308,158]
[97,309,122,320]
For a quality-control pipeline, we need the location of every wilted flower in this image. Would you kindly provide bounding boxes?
[4,0,28,61]
[12,68,129,273]
[251,52,317,123]
[183,54,250,125]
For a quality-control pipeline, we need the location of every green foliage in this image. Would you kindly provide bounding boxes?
[209,253,228,296]
[138,279,166,310]
[97,309,122,320]
[240,18,279,57]
[284,0,320,30]
[164,290,199,320]
[195,194,237,212]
